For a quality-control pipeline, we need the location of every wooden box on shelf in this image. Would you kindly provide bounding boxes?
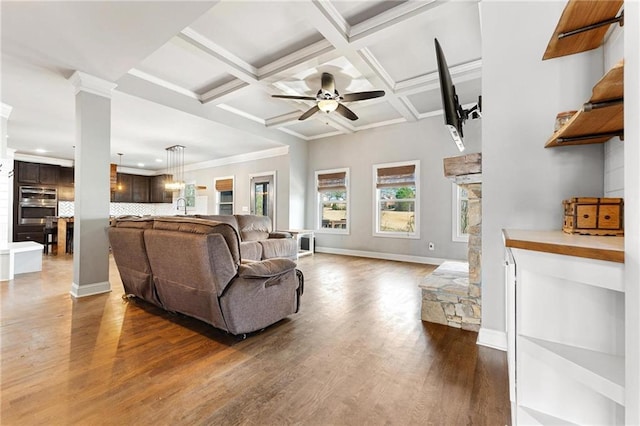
[563,197,624,236]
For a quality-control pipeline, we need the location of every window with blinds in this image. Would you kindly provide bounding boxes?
[214,177,234,215]
[316,168,349,233]
[373,161,419,237]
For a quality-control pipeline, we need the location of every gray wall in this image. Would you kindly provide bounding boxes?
[184,154,291,230]
[481,1,605,334]
[306,114,481,261]
[288,139,308,229]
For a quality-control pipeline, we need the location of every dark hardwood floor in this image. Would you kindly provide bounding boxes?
[1,253,510,425]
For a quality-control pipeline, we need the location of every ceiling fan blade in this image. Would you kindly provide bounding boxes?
[336,103,358,121]
[321,72,335,93]
[299,105,320,120]
[272,94,317,101]
[341,90,386,102]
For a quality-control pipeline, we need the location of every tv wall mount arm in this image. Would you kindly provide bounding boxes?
[458,95,482,121]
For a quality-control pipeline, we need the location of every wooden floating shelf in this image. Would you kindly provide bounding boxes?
[545,60,624,148]
[543,0,624,60]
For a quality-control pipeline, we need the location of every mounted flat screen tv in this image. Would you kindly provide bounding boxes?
[434,38,480,152]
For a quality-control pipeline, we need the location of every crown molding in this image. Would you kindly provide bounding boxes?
[183,145,290,172]
[68,71,117,98]
[1,103,13,119]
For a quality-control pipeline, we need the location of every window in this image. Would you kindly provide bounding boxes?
[214,177,234,215]
[452,184,469,242]
[316,168,349,233]
[373,161,419,238]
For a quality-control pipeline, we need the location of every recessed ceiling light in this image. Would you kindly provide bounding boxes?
[35,148,47,153]
[155,158,163,163]
[137,163,145,167]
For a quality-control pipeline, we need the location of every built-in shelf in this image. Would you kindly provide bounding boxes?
[520,336,625,405]
[518,405,579,426]
[545,60,624,148]
[543,0,624,60]
[503,229,624,264]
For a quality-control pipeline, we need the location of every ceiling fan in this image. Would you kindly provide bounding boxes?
[272,72,385,121]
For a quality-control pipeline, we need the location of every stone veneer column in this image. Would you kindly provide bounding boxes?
[465,183,482,319]
[68,72,116,297]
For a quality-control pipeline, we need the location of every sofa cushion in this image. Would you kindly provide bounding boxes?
[153,217,241,265]
[240,241,262,261]
[260,239,298,260]
[196,214,239,232]
[235,214,272,241]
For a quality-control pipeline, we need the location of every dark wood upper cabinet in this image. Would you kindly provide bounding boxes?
[131,175,150,203]
[58,167,74,186]
[150,175,172,203]
[112,173,133,202]
[16,161,60,185]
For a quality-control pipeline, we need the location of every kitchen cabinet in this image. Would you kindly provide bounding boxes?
[112,173,133,202]
[150,174,173,203]
[131,175,150,203]
[504,230,625,425]
[16,161,59,185]
[111,173,158,203]
[58,167,74,201]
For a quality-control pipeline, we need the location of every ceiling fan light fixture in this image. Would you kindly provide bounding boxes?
[318,99,339,113]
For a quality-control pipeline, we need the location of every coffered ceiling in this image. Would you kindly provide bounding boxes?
[1,0,481,171]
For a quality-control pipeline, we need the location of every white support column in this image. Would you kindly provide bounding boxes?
[68,72,116,297]
[1,104,14,248]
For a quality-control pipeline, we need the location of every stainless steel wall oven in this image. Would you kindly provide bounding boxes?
[18,186,57,225]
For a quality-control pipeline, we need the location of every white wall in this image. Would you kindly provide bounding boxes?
[306,114,481,262]
[604,24,625,198]
[624,2,640,421]
[481,1,606,334]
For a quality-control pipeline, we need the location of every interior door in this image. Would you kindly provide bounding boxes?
[250,174,275,224]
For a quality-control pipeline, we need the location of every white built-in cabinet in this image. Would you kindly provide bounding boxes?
[504,230,625,425]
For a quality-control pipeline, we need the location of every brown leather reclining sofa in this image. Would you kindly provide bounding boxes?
[108,216,303,336]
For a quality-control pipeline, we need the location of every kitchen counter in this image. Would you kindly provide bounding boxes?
[503,229,624,263]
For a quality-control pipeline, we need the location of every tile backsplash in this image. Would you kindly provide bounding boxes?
[58,196,207,217]
[59,201,182,217]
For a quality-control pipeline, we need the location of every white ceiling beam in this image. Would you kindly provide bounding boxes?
[258,39,335,80]
[199,79,249,104]
[179,28,258,84]
[348,0,447,49]
[265,111,304,128]
[395,59,482,96]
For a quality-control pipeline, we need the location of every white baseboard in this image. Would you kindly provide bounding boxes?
[477,327,507,351]
[70,281,112,298]
[315,246,459,265]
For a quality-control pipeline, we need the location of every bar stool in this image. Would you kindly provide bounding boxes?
[43,216,58,255]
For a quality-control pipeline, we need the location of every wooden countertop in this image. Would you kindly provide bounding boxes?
[503,229,624,263]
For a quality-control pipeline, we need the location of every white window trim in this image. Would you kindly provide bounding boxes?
[214,175,235,215]
[372,160,420,239]
[452,183,469,242]
[315,167,350,235]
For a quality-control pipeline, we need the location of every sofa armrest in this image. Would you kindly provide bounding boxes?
[268,232,292,239]
[238,258,296,280]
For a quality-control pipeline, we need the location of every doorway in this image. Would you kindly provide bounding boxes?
[250,172,276,225]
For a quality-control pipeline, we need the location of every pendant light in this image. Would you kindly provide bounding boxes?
[117,153,123,191]
[165,145,185,191]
